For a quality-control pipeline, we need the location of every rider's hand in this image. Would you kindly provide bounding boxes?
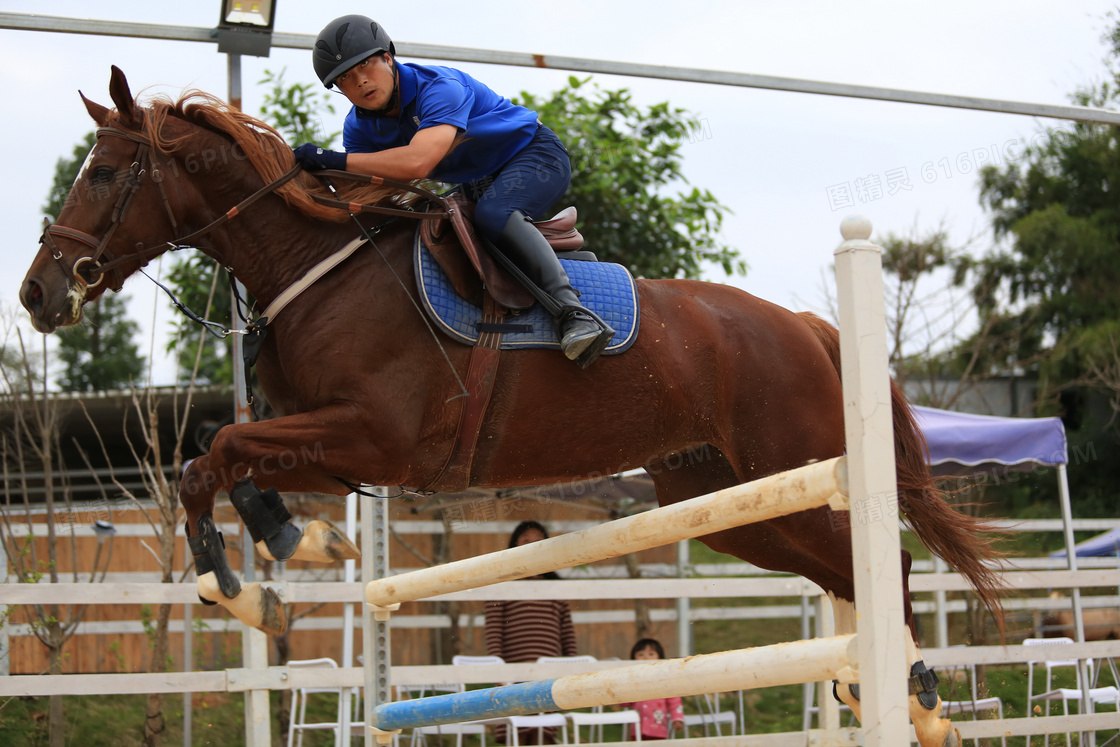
[293,143,347,171]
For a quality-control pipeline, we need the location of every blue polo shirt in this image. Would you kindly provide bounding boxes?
[342,62,540,184]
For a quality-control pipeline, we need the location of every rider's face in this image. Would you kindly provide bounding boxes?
[336,54,396,112]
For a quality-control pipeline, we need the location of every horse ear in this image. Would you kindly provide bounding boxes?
[80,91,111,126]
[108,65,138,127]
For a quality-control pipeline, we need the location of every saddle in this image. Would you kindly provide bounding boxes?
[419,191,590,309]
[412,192,638,495]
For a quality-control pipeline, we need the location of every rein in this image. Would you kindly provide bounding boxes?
[40,124,452,302]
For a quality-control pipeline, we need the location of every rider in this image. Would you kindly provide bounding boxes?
[295,14,613,367]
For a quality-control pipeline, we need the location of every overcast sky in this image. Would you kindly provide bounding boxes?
[2,1,1117,385]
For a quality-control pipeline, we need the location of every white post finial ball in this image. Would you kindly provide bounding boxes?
[840,214,872,241]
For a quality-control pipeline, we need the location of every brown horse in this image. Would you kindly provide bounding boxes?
[22,68,1001,746]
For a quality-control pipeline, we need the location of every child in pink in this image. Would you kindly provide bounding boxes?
[620,638,684,740]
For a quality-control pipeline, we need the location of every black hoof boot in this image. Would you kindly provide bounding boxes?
[229,478,302,561]
[909,660,941,711]
[832,680,859,702]
[188,513,240,599]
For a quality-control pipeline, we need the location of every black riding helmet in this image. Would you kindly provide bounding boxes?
[313,15,397,89]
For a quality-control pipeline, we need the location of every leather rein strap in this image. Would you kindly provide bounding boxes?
[41,124,450,299]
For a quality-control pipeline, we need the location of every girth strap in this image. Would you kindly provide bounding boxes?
[420,295,506,493]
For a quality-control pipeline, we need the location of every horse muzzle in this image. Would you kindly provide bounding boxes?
[20,274,86,333]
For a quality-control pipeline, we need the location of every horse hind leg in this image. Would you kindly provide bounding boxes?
[826,578,961,747]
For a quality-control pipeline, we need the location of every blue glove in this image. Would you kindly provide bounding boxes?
[293,143,347,171]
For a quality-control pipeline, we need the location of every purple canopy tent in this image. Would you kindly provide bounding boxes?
[910,406,1089,647]
[912,405,1068,477]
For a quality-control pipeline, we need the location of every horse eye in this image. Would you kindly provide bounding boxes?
[89,166,115,185]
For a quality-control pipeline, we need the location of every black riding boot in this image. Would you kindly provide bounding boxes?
[495,211,614,367]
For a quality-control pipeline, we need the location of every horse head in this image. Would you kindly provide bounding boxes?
[20,66,191,332]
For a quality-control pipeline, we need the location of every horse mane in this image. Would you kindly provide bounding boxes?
[131,91,420,223]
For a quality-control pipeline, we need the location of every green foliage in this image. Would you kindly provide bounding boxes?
[55,293,145,391]
[258,67,340,147]
[42,132,96,221]
[516,77,741,280]
[165,255,232,385]
[968,19,1120,516]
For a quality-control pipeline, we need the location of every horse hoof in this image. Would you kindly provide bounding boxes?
[234,582,288,636]
[200,575,287,636]
[291,520,361,563]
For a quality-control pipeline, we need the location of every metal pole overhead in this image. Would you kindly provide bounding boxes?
[3,12,1120,126]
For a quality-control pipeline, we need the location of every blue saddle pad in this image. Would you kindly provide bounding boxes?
[414,232,640,354]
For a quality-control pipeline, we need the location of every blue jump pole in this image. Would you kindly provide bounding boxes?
[370,679,559,731]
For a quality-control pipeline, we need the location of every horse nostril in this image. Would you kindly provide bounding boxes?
[22,279,44,311]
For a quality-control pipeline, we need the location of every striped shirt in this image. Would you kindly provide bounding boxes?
[484,597,577,662]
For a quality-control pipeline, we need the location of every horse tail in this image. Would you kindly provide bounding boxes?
[797,312,1006,625]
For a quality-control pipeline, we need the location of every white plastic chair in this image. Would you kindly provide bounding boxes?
[939,655,1005,747]
[1024,637,1120,747]
[568,710,640,743]
[503,713,569,746]
[288,657,349,747]
[537,657,599,739]
[535,655,599,667]
[452,654,506,667]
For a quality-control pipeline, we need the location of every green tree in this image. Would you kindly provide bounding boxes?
[259,67,340,147]
[55,296,144,391]
[969,19,1120,515]
[165,255,231,385]
[43,134,145,391]
[517,77,742,279]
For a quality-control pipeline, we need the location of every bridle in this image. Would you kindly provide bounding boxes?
[38,122,303,293]
[39,126,157,292]
[36,108,470,420]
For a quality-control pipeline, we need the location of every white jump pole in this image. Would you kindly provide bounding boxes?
[366,456,847,611]
[368,635,856,734]
[834,215,911,745]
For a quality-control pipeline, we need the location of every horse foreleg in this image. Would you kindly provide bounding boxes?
[179,406,387,635]
[229,477,359,564]
[186,509,287,636]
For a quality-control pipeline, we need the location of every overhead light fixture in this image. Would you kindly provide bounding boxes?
[216,0,276,57]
